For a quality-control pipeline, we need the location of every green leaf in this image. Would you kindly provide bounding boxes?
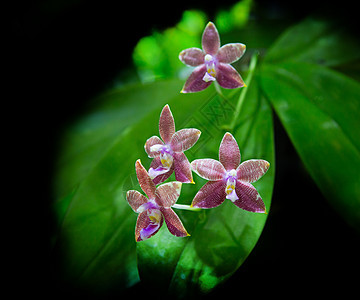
[54,79,204,291]
[260,62,360,229]
[265,18,360,67]
[137,78,275,296]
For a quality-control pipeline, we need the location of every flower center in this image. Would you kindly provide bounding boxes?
[203,54,216,82]
[160,147,173,168]
[225,169,239,202]
[148,144,174,179]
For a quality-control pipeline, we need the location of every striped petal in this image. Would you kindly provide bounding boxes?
[232,180,266,213]
[159,104,175,144]
[191,180,227,209]
[217,43,246,64]
[160,207,189,237]
[155,181,182,208]
[219,132,241,171]
[202,22,220,55]
[170,128,201,152]
[237,159,270,183]
[180,65,212,93]
[126,190,148,212]
[179,47,205,66]
[144,136,163,158]
[135,210,164,242]
[191,158,226,181]
[216,63,245,89]
[173,152,193,183]
[135,159,156,199]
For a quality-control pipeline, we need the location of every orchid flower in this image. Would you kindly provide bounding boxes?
[179,22,246,93]
[190,132,270,213]
[126,159,189,241]
[145,104,201,184]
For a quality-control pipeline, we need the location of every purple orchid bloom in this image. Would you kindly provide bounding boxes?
[190,132,270,213]
[179,21,246,93]
[126,159,189,241]
[145,104,201,184]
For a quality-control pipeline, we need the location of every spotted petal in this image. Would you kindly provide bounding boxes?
[135,159,156,199]
[181,65,212,93]
[191,180,227,209]
[159,104,175,144]
[191,159,226,181]
[216,63,245,89]
[155,181,182,208]
[202,22,220,55]
[170,128,201,152]
[160,207,189,237]
[219,132,241,171]
[232,180,266,213]
[237,159,270,183]
[179,47,205,66]
[217,43,246,64]
[126,190,148,212]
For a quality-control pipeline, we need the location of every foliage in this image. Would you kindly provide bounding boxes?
[53,1,360,297]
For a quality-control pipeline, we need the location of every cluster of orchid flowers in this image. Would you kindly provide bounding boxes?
[126,22,270,242]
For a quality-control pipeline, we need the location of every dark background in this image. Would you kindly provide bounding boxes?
[9,0,359,298]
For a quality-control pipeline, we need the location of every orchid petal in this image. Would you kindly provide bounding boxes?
[148,165,171,179]
[217,43,246,64]
[126,190,148,212]
[179,47,205,66]
[219,132,241,171]
[170,128,201,152]
[135,210,163,242]
[232,180,266,213]
[237,159,270,183]
[191,158,226,181]
[144,136,163,158]
[191,180,227,209]
[216,63,245,89]
[135,159,156,199]
[180,65,212,93]
[155,181,182,208]
[150,157,174,185]
[202,22,220,55]
[159,104,175,144]
[160,207,189,237]
[173,152,194,183]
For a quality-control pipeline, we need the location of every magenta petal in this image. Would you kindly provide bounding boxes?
[237,159,270,183]
[160,207,189,237]
[191,159,226,181]
[181,65,212,93]
[135,160,156,199]
[179,47,205,66]
[216,63,245,89]
[232,180,266,213]
[126,190,148,212]
[144,136,163,158]
[155,181,182,208]
[217,43,246,64]
[150,157,174,185]
[219,132,241,171]
[173,152,193,183]
[159,104,176,144]
[202,22,220,55]
[191,180,226,209]
[170,128,201,152]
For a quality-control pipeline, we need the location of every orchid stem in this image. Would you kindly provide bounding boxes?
[229,52,258,131]
[172,204,202,212]
[214,81,228,101]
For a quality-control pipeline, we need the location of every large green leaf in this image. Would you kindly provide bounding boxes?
[260,62,360,229]
[136,77,275,296]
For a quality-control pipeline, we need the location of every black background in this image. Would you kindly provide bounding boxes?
[8,0,360,298]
